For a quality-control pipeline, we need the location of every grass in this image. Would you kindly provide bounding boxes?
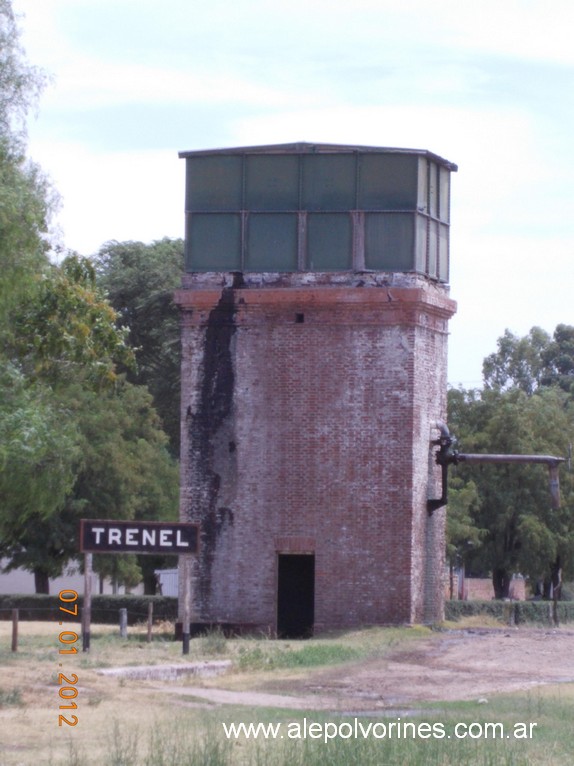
[1,620,573,765]
[0,687,23,708]
[59,694,574,765]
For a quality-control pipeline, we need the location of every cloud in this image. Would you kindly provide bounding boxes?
[27,140,185,255]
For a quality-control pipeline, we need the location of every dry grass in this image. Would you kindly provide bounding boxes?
[0,621,429,764]
[1,621,574,765]
[0,621,200,765]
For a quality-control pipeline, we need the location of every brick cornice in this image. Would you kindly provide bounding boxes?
[176,285,455,313]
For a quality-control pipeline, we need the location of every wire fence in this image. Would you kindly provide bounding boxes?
[0,602,175,652]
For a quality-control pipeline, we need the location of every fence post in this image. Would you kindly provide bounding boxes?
[147,601,153,643]
[11,609,18,652]
[119,608,128,639]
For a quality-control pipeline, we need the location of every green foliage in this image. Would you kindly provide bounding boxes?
[0,363,80,524]
[483,327,551,395]
[0,368,178,590]
[444,599,508,622]
[0,1,53,331]
[67,380,178,520]
[0,2,179,594]
[0,502,80,593]
[540,323,574,392]
[11,254,134,389]
[198,626,228,655]
[237,642,361,671]
[446,476,485,564]
[0,0,46,139]
[483,324,574,395]
[449,324,574,596]
[95,238,184,454]
[448,384,574,595]
[0,144,53,327]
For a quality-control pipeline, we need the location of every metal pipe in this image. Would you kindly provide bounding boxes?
[457,454,565,467]
[428,422,566,512]
[456,453,565,509]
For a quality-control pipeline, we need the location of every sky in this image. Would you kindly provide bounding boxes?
[11,0,574,387]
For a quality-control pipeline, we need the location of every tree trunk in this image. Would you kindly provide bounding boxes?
[492,568,510,599]
[34,570,50,594]
[551,555,562,627]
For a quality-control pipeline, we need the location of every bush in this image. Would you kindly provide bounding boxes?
[444,600,507,622]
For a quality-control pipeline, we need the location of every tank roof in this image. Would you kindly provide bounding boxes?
[178,142,458,172]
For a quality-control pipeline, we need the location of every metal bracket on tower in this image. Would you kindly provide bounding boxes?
[427,421,565,515]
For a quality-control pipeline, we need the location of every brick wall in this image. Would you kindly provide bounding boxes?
[176,272,456,631]
[447,577,526,601]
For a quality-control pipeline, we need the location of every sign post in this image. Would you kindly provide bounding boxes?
[181,554,192,655]
[82,552,92,652]
[80,520,199,652]
[80,520,199,555]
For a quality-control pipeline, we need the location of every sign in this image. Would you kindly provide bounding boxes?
[80,520,199,555]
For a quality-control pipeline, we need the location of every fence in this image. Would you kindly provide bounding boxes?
[0,595,179,651]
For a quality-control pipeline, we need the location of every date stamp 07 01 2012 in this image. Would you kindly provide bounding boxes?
[57,589,79,727]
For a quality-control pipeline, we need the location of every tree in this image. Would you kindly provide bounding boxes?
[0,0,54,330]
[445,475,484,599]
[95,239,184,455]
[0,3,180,593]
[1,253,134,529]
[11,254,134,389]
[66,381,179,592]
[0,364,80,525]
[447,385,574,598]
[1,380,179,592]
[540,324,574,393]
[0,0,45,140]
[482,327,551,395]
[483,324,574,396]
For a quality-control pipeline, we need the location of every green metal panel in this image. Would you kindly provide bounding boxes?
[186,156,243,211]
[245,155,299,211]
[246,214,298,271]
[438,223,449,281]
[302,154,356,211]
[181,144,455,277]
[307,214,353,271]
[186,214,242,271]
[359,154,419,210]
[365,213,415,271]
[417,158,428,214]
[428,162,439,219]
[415,214,428,274]
[428,219,438,278]
[439,166,450,223]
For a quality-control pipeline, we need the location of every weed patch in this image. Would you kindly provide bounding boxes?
[237,643,360,671]
[0,686,23,707]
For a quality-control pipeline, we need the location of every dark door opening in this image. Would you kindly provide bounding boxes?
[277,554,315,639]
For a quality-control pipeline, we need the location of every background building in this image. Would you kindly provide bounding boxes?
[176,143,457,636]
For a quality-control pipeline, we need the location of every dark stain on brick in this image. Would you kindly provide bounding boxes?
[189,288,237,611]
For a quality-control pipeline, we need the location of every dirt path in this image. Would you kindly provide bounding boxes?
[294,628,574,707]
[168,628,574,711]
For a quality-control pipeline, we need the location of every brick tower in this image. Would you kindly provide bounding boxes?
[175,143,457,635]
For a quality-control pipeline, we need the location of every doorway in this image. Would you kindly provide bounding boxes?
[277,554,315,638]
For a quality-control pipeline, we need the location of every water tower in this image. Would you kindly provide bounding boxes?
[175,142,457,636]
